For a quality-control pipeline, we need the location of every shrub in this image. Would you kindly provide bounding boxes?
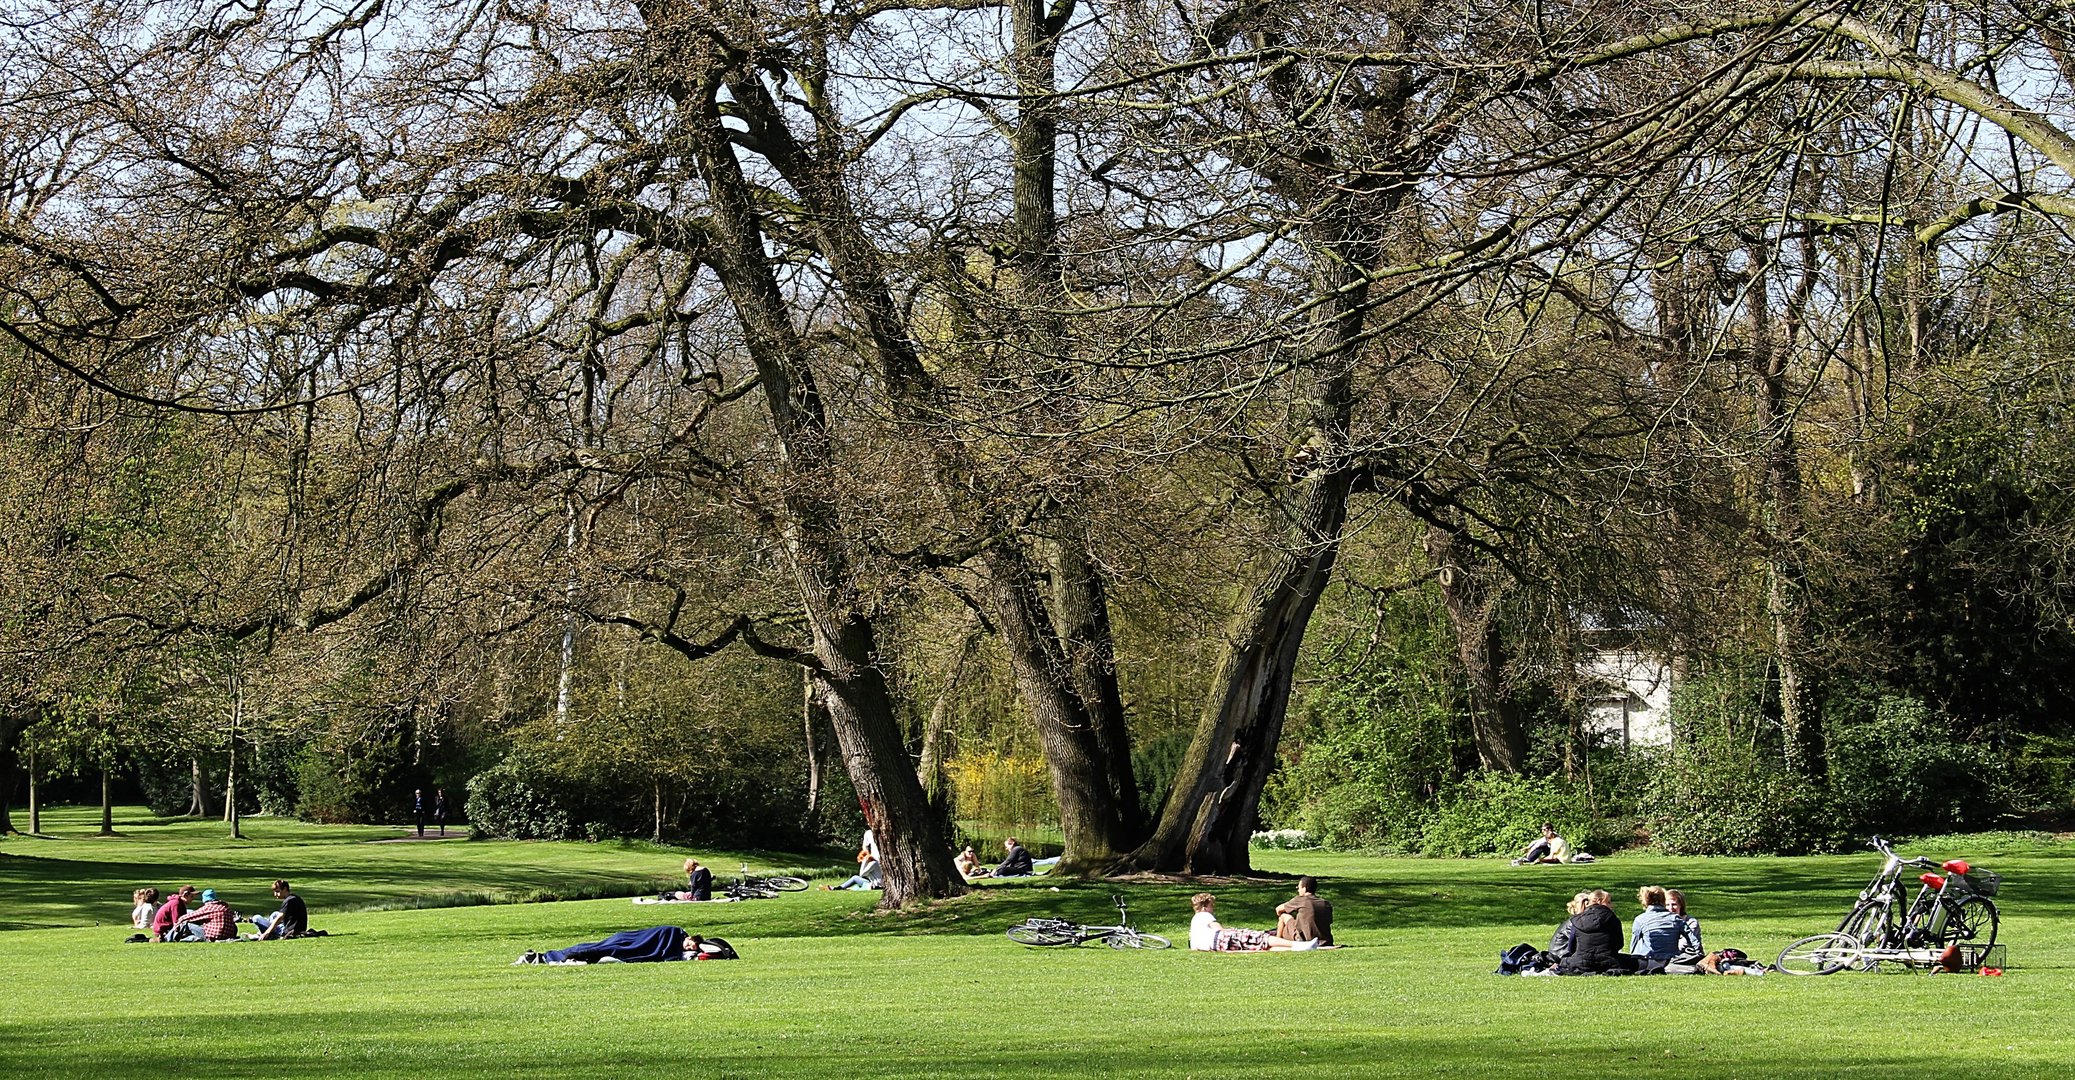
[464,752,573,840]
[1823,694,2002,837]
[1417,772,1594,858]
[1643,737,1821,855]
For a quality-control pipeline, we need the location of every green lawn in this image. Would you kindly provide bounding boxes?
[2,807,2071,1078]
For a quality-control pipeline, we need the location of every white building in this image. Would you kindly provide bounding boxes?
[1577,614,1673,748]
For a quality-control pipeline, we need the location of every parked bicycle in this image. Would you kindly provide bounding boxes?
[1007,894,1172,950]
[726,864,811,900]
[1776,837,1999,975]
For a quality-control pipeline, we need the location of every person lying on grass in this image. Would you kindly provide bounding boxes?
[1188,893,1319,952]
[513,926,736,965]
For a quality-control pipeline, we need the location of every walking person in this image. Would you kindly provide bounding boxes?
[433,788,449,837]
[413,788,426,837]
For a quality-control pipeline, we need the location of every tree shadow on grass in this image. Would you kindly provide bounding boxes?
[789,854,2075,941]
[0,1007,2049,1080]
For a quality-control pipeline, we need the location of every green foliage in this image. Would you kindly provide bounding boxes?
[1822,693,2002,836]
[1131,730,1191,822]
[1266,596,1466,852]
[1416,772,1592,858]
[463,750,574,840]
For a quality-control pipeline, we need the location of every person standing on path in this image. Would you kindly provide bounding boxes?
[433,789,448,837]
[413,788,426,837]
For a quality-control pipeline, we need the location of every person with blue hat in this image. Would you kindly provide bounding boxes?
[166,888,239,942]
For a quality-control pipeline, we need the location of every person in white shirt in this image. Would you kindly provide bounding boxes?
[131,887,159,929]
[1188,893,1318,952]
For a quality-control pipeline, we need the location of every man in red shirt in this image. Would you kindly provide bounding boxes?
[167,889,238,942]
[150,885,198,941]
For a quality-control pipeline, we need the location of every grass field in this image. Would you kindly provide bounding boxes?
[2,807,2071,1078]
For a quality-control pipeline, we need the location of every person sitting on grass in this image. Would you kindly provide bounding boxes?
[954,845,989,880]
[1667,889,1703,955]
[131,887,159,930]
[1554,892,1628,975]
[994,837,1035,878]
[1511,823,1571,865]
[166,890,239,943]
[514,926,735,964]
[1546,891,1596,964]
[1187,893,1319,952]
[150,885,199,942]
[1629,885,1685,962]
[1274,877,1334,946]
[250,880,309,940]
[685,859,712,901]
[824,832,885,890]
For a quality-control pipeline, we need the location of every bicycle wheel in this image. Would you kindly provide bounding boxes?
[1936,895,1999,949]
[1838,901,1893,949]
[1776,932,1860,975]
[1007,923,1079,947]
[762,876,810,892]
[1104,930,1172,950]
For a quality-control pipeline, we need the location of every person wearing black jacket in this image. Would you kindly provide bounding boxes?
[1556,894,1628,975]
[995,837,1035,877]
[684,859,712,902]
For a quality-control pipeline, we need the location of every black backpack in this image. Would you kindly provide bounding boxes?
[695,936,740,960]
[1496,942,1542,974]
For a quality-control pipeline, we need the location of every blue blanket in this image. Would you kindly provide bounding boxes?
[544,925,688,964]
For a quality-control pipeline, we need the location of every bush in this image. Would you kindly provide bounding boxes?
[1643,736,1822,855]
[1417,772,1595,858]
[134,756,199,817]
[1823,694,2002,837]
[463,752,573,840]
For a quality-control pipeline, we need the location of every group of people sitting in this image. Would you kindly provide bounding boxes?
[130,880,313,942]
[1512,885,1762,975]
[1188,877,1334,952]
[955,837,1057,881]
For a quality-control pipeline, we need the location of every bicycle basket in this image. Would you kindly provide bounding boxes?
[1958,869,2001,897]
[1949,943,2005,972]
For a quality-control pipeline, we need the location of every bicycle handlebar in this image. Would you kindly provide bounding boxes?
[1869,837,1935,867]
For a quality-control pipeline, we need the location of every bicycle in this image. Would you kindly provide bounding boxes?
[726,864,811,900]
[1776,837,2000,975]
[1006,894,1173,950]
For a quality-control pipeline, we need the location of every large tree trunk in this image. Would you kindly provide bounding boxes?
[713,11,1144,873]
[1125,206,1377,873]
[686,82,962,905]
[982,545,1144,868]
[1424,523,1529,773]
[100,769,113,835]
[1128,464,1355,874]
